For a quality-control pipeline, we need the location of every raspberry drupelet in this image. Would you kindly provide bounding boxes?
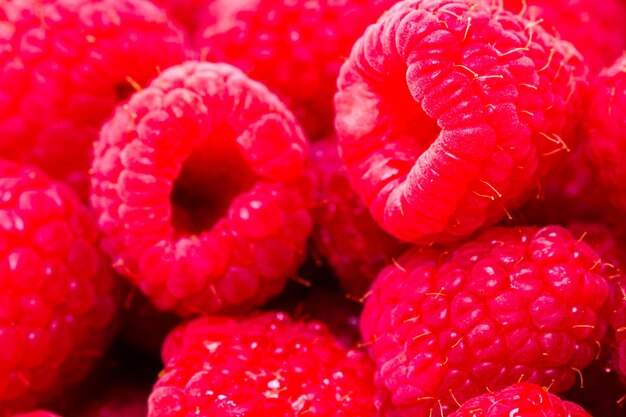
[0,160,121,415]
[361,225,615,417]
[449,383,592,417]
[334,0,588,244]
[0,0,189,197]
[148,311,377,416]
[90,61,313,316]
[196,0,400,139]
[310,138,405,297]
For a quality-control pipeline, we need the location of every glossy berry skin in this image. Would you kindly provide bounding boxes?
[0,0,189,197]
[361,226,613,417]
[0,161,120,415]
[197,0,399,139]
[449,383,591,417]
[503,0,626,71]
[90,61,313,317]
[586,54,626,215]
[311,138,405,297]
[148,311,377,416]
[335,0,588,244]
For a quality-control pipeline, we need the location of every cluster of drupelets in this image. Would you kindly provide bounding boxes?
[1,0,626,416]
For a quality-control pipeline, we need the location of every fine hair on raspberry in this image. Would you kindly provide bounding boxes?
[90,61,313,316]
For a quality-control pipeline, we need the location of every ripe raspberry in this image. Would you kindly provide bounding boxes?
[585,54,626,214]
[11,412,62,417]
[503,0,626,71]
[361,225,613,417]
[449,383,591,417]
[147,311,376,416]
[335,0,588,244]
[197,0,399,139]
[311,138,405,297]
[0,161,121,414]
[90,61,313,316]
[0,0,189,197]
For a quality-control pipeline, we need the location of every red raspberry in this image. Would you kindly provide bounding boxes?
[503,0,626,71]
[335,0,588,244]
[449,382,591,417]
[197,0,399,139]
[90,61,313,316]
[585,54,626,214]
[11,412,62,417]
[148,311,376,416]
[361,225,613,417]
[0,161,121,414]
[0,0,189,197]
[311,138,405,297]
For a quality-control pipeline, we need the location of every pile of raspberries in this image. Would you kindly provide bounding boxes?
[2,0,626,416]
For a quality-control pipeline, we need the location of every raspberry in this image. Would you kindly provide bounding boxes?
[0,161,121,414]
[585,54,626,214]
[90,61,313,316]
[449,382,591,417]
[147,311,376,416]
[311,138,405,297]
[335,0,588,244]
[503,0,626,71]
[0,0,189,197]
[197,0,399,139]
[360,225,613,417]
[11,412,62,417]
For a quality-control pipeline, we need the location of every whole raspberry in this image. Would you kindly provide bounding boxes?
[311,138,405,297]
[449,383,591,417]
[585,54,626,214]
[90,61,313,316]
[361,225,613,417]
[147,311,376,416]
[335,0,588,244]
[0,161,121,414]
[503,0,626,71]
[0,0,189,197]
[197,0,399,139]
